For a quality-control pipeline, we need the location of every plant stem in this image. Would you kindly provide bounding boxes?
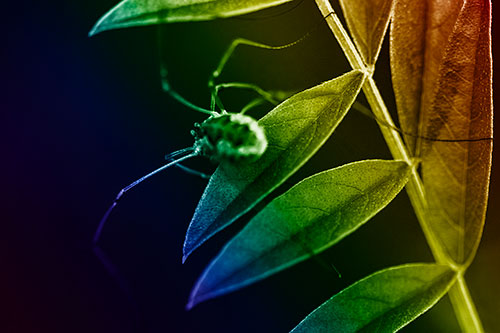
[313,0,484,331]
[449,274,485,332]
[313,0,445,265]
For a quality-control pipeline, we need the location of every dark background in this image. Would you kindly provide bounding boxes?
[3,0,499,332]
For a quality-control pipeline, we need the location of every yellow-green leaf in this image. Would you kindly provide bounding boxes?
[187,160,411,308]
[291,264,457,333]
[90,0,294,36]
[183,70,366,261]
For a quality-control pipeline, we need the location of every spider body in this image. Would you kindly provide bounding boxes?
[192,113,267,163]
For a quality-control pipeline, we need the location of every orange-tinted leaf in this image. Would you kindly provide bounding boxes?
[339,0,394,66]
[391,0,493,266]
[421,0,492,266]
[390,0,463,154]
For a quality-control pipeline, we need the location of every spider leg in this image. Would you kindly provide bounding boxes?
[208,35,312,112]
[93,147,199,245]
[157,27,215,116]
[240,97,268,114]
[172,164,211,180]
[164,152,212,179]
[352,102,494,144]
[215,82,279,105]
[210,37,309,83]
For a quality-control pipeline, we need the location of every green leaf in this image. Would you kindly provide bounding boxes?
[290,264,457,333]
[187,160,412,308]
[391,0,493,266]
[89,0,294,36]
[339,0,394,66]
[183,70,366,261]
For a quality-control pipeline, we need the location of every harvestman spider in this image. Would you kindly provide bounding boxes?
[93,19,320,245]
[88,13,494,328]
[92,6,493,272]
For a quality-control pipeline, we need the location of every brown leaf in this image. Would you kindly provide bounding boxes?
[391,0,493,266]
[390,0,463,154]
[339,0,394,66]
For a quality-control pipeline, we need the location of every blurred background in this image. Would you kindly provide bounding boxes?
[3,0,499,332]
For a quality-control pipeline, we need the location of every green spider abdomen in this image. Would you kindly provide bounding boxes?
[192,113,267,163]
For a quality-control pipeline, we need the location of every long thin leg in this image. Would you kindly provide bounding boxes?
[157,26,215,116]
[214,82,280,105]
[214,81,297,114]
[209,10,338,84]
[210,37,310,81]
[207,9,340,112]
[93,147,199,244]
[211,81,279,113]
[352,102,493,143]
[240,97,268,114]
[164,152,211,179]
[208,34,313,111]
[92,245,145,331]
[171,163,211,180]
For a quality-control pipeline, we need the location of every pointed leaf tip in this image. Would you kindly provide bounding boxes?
[88,24,100,37]
[339,0,394,66]
[182,70,366,260]
[188,160,411,306]
[291,264,457,333]
[185,299,194,311]
[187,267,217,310]
[90,0,296,35]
